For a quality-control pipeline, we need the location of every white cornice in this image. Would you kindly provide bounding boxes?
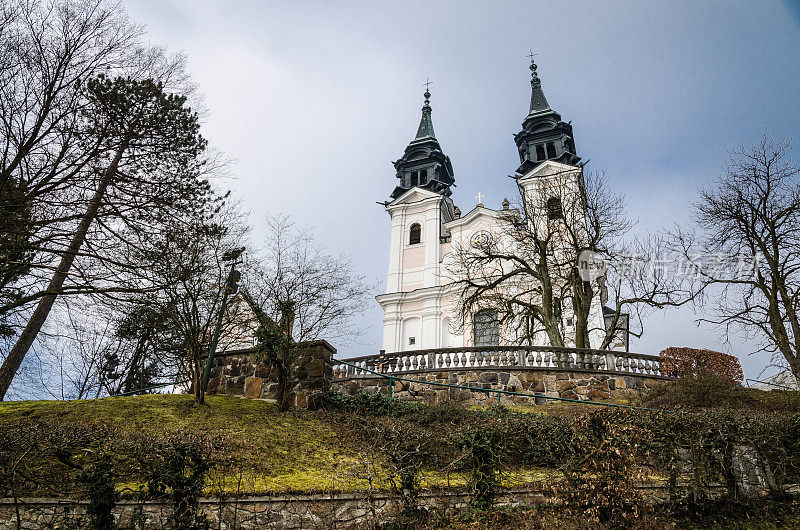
[517,160,579,183]
[376,284,457,306]
[387,187,443,211]
[444,205,519,230]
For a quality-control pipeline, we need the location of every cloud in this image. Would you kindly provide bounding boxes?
[124,0,800,378]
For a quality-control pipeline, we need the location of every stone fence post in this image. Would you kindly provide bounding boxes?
[290,340,335,410]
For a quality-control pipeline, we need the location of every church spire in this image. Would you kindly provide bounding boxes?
[415,88,436,139]
[389,81,455,199]
[528,57,551,114]
[513,54,580,174]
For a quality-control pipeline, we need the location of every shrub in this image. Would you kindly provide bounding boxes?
[558,409,652,527]
[459,423,507,510]
[371,418,435,515]
[660,347,744,383]
[642,370,758,410]
[0,421,114,498]
[136,432,222,529]
[77,452,116,529]
[325,390,418,416]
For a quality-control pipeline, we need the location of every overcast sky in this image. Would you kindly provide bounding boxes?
[124,0,800,379]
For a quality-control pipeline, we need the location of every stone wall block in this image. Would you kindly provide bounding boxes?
[206,340,334,410]
[226,376,245,396]
[244,377,263,399]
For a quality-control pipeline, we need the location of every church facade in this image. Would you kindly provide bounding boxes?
[376,60,613,354]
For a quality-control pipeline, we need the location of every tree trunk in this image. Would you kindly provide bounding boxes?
[0,144,126,400]
[192,352,205,406]
[276,365,290,412]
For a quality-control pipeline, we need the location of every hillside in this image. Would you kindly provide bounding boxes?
[0,394,377,496]
[2,390,800,529]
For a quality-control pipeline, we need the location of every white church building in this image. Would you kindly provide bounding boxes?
[377,60,615,354]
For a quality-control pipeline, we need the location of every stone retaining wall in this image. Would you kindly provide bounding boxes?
[206,342,666,408]
[0,489,548,529]
[333,368,668,405]
[205,340,334,409]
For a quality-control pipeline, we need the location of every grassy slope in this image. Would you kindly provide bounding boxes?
[3,386,795,497]
[0,394,370,494]
[0,394,568,496]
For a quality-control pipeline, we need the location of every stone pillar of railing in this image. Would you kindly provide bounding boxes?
[605,351,616,372]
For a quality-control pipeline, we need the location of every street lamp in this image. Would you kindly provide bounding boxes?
[201,246,246,395]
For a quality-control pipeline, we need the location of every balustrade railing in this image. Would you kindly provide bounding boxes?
[331,346,667,380]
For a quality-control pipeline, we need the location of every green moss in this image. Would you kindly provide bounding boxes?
[0,395,371,495]
[0,395,574,496]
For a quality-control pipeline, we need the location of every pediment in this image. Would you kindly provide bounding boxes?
[444,204,516,230]
[388,186,442,207]
[517,159,579,183]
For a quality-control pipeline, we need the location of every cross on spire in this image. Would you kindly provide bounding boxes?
[423,77,433,91]
[525,49,537,62]
[475,192,485,204]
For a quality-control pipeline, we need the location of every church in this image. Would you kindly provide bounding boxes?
[377,58,616,354]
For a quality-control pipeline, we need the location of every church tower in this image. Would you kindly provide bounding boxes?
[513,57,581,175]
[390,88,455,199]
[378,87,457,353]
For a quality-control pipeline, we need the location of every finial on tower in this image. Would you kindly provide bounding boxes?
[415,78,435,139]
[525,50,550,114]
[423,78,432,108]
[526,49,541,87]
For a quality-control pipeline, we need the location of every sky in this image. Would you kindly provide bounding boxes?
[124,0,800,380]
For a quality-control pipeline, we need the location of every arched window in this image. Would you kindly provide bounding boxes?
[409,223,421,245]
[441,317,453,348]
[473,309,499,347]
[410,171,419,187]
[419,169,427,185]
[546,142,557,159]
[547,197,563,220]
[535,145,545,161]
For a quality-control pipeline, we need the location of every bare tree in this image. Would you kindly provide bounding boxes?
[247,214,373,345]
[0,71,214,400]
[43,304,116,400]
[0,0,141,325]
[122,204,249,405]
[99,300,184,396]
[240,214,373,411]
[674,132,800,384]
[449,168,689,350]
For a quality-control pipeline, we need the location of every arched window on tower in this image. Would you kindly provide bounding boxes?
[409,223,421,245]
[535,145,545,161]
[473,309,500,347]
[419,169,427,185]
[410,171,419,187]
[546,142,557,159]
[547,197,563,220]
